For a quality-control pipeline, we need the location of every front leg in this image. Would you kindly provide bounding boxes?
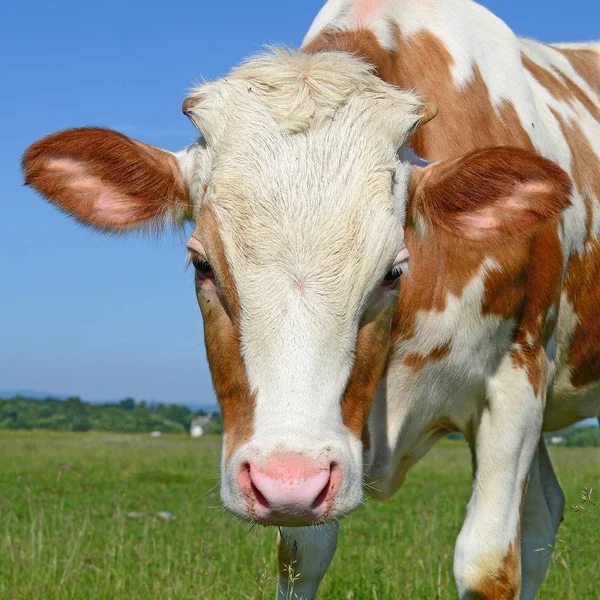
[454,352,546,600]
[277,523,339,600]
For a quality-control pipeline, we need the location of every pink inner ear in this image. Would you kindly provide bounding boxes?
[456,209,503,241]
[47,157,88,178]
[94,188,138,222]
[518,180,552,197]
[453,181,555,242]
[415,148,571,244]
[462,210,500,230]
[46,157,142,225]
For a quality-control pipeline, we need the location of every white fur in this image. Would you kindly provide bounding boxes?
[183,50,430,521]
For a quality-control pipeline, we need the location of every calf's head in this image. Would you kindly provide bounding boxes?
[23,50,570,526]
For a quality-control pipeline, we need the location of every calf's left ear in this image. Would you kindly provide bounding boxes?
[408,147,571,243]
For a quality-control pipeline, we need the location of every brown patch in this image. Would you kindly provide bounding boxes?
[554,47,600,98]
[195,205,253,463]
[403,343,451,372]
[550,111,600,388]
[512,346,550,401]
[341,302,396,439]
[503,220,562,398]
[393,31,535,161]
[521,53,600,122]
[305,27,534,160]
[469,465,528,599]
[22,127,190,230]
[303,28,398,82]
[471,544,521,600]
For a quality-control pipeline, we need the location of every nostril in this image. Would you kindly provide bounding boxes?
[312,462,337,509]
[250,480,270,509]
[241,462,271,509]
[311,478,330,509]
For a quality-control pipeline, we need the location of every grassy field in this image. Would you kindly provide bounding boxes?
[0,432,597,599]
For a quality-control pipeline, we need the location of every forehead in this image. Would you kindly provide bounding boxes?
[186,50,423,270]
[187,50,424,138]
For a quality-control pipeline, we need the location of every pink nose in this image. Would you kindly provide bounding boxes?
[238,453,341,525]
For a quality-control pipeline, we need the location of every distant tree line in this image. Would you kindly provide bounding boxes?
[544,425,600,448]
[0,395,223,434]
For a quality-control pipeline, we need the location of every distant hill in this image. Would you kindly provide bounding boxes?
[0,389,70,400]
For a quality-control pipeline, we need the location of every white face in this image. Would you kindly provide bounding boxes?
[183,51,428,525]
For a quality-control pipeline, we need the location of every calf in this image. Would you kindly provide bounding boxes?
[22,1,599,598]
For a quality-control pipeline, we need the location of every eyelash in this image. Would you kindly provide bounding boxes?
[384,264,404,282]
[188,254,214,280]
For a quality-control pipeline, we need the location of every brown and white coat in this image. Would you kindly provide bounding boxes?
[22,1,600,599]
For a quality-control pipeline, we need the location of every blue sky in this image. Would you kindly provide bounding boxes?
[2,0,599,405]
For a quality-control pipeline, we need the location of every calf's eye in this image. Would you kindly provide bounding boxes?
[381,245,410,287]
[192,257,214,280]
[383,264,403,283]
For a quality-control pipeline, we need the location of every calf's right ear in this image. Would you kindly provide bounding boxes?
[22,127,195,232]
[408,146,571,244]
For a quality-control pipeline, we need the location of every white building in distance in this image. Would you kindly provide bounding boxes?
[190,414,215,438]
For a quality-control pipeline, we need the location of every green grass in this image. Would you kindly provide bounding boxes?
[0,432,597,599]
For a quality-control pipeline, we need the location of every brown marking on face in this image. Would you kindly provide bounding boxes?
[195,204,253,463]
[341,301,396,439]
[554,47,600,98]
[549,111,600,388]
[197,204,242,322]
[521,54,600,122]
[22,127,190,230]
[402,343,451,372]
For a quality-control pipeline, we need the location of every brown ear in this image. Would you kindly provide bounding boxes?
[22,127,191,231]
[409,147,571,243]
